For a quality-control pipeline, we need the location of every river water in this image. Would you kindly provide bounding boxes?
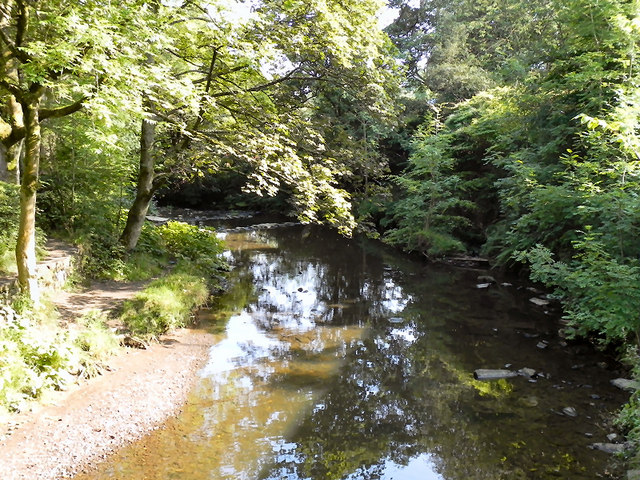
[78,219,628,479]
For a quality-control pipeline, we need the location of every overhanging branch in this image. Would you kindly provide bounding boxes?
[39,96,86,120]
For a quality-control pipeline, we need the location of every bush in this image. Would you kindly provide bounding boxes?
[77,231,166,282]
[519,233,640,347]
[155,221,226,277]
[0,308,76,412]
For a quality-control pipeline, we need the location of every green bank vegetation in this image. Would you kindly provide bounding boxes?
[1,0,640,463]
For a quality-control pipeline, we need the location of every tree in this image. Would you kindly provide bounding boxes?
[119,0,400,250]
[385,0,559,100]
[0,0,156,300]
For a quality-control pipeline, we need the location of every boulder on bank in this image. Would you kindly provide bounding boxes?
[611,378,640,392]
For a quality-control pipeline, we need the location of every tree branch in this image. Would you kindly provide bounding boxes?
[0,77,21,96]
[210,67,304,99]
[39,96,86,120]
[0,27,30,63]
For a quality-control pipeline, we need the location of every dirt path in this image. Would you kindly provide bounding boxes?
[0,251,216,479]
[52,279,149,322]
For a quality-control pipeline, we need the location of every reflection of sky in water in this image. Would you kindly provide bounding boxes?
[390,325,418,344]
[344,455,445,480]
[362,277,412,314]
[200,311,282,377]
[201,234,433,480]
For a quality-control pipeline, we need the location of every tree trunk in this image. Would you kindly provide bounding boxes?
[0,142,9,182]
[15,96,42,302]
[0,138,23,184]
[120,117,156,251]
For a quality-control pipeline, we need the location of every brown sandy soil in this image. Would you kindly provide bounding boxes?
[52,279,149,323]
[0,269,216,479]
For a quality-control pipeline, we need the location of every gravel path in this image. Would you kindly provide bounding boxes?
[0,246,216,480]
[0,327,213,480]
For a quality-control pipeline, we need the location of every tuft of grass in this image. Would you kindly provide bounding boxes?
[73,310,120,378]
[120,271,210,339]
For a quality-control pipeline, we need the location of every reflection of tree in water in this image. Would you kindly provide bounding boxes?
[257,322,495,480]
[227,226,419,328]
[222,226,617,480]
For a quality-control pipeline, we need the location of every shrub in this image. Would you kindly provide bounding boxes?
[155,221,226,278]
[0,309,77,412]
[0,305,120,413]
[519,233,640,347]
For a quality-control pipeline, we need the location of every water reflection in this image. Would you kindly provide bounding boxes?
[76,224,626,480]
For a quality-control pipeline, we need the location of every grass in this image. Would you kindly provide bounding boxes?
[0,219,228,414]
[120,269,210,339]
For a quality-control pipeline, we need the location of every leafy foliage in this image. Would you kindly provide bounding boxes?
[0,306,119,413]
[383,120,476,257]
[154,221,226,278]
[520,236,640,346]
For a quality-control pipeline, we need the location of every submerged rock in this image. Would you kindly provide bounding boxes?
[590,442,625,454]
[477,275,496,284]
[518,367,536,378]
[473,369,519,380]
[519,396,539,407]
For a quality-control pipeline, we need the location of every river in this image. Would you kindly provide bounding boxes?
[77,217,628,479]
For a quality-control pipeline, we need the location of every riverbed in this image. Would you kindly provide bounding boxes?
[75,217,628,479]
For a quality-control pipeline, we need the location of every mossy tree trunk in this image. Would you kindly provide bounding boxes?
[120,117,157,251]
[16,91,44,302]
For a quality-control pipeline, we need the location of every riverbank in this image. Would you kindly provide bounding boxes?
[0,224,222,480]
[0,324,214,480]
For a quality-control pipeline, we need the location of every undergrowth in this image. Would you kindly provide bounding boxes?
[0,306,119,415]
[116,222,227,339]
[0,218,227,414]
